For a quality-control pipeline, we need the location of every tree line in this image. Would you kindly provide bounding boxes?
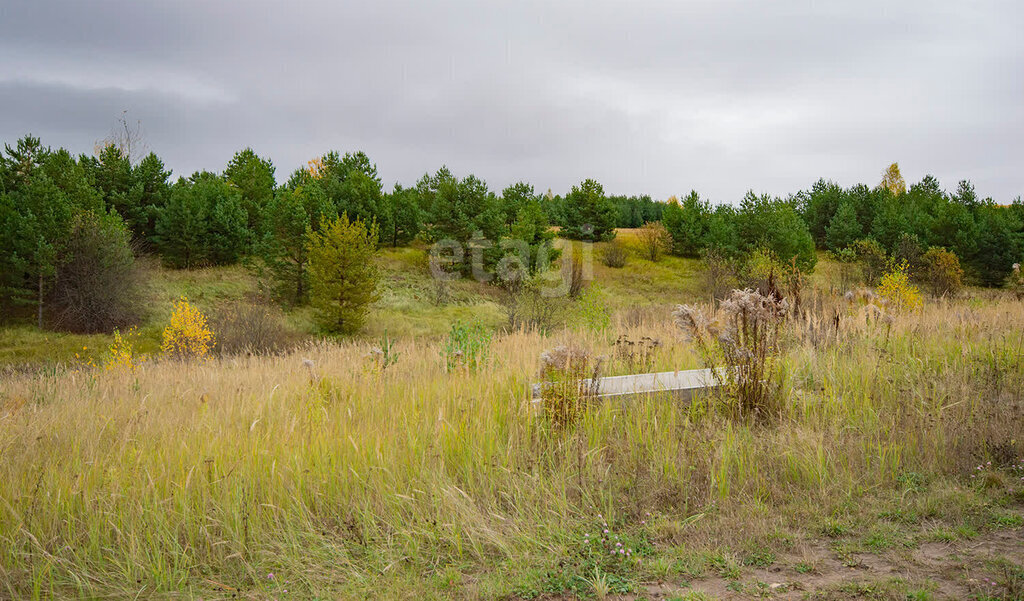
[1,133,1021,334]
[660,163,1022,287]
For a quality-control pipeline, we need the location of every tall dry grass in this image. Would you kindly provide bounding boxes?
[0,295,1022,598]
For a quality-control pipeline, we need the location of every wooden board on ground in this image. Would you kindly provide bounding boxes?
[531,368,718,403]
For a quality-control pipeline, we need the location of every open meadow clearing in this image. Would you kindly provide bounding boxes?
[1,242,1022,598]
[2,77,1024,597]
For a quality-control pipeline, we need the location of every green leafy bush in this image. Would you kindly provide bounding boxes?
[921,247,964,297]
[51,210,142,333]
[442,320,492,372]
[853,238,888,286]
[637,221,671,262]
[572,286,612,333]
[601,242,627,268]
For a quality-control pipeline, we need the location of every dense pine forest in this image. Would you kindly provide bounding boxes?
[2,133,1021,337]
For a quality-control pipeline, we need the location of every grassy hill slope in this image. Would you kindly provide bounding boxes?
[0,231,709,368]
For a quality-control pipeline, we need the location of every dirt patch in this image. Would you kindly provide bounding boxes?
[636,523,1022,600]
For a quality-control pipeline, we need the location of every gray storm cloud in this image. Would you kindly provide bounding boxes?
[0,0,1020,201]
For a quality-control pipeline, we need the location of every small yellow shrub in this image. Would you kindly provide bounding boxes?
[877,261,922,312]
[73,344,97,369]
[161,297,215,360]
[106,328,142,371]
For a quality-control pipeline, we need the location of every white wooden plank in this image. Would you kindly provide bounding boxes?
[531,368,718,403]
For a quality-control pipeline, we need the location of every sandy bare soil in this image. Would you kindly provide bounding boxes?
[559,508,1024,600]
[657,529,1020,600]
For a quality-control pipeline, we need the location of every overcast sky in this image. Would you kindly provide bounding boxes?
[1,1,1021,203]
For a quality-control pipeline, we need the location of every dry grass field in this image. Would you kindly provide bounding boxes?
[1,279,1022,599]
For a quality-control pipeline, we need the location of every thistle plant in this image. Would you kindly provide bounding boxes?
[613,335,661,373]
[574,510,646,592]
[538,345,604,428]
[674,289,788,422]
[367,330,400,374]
[302,358,318,383]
